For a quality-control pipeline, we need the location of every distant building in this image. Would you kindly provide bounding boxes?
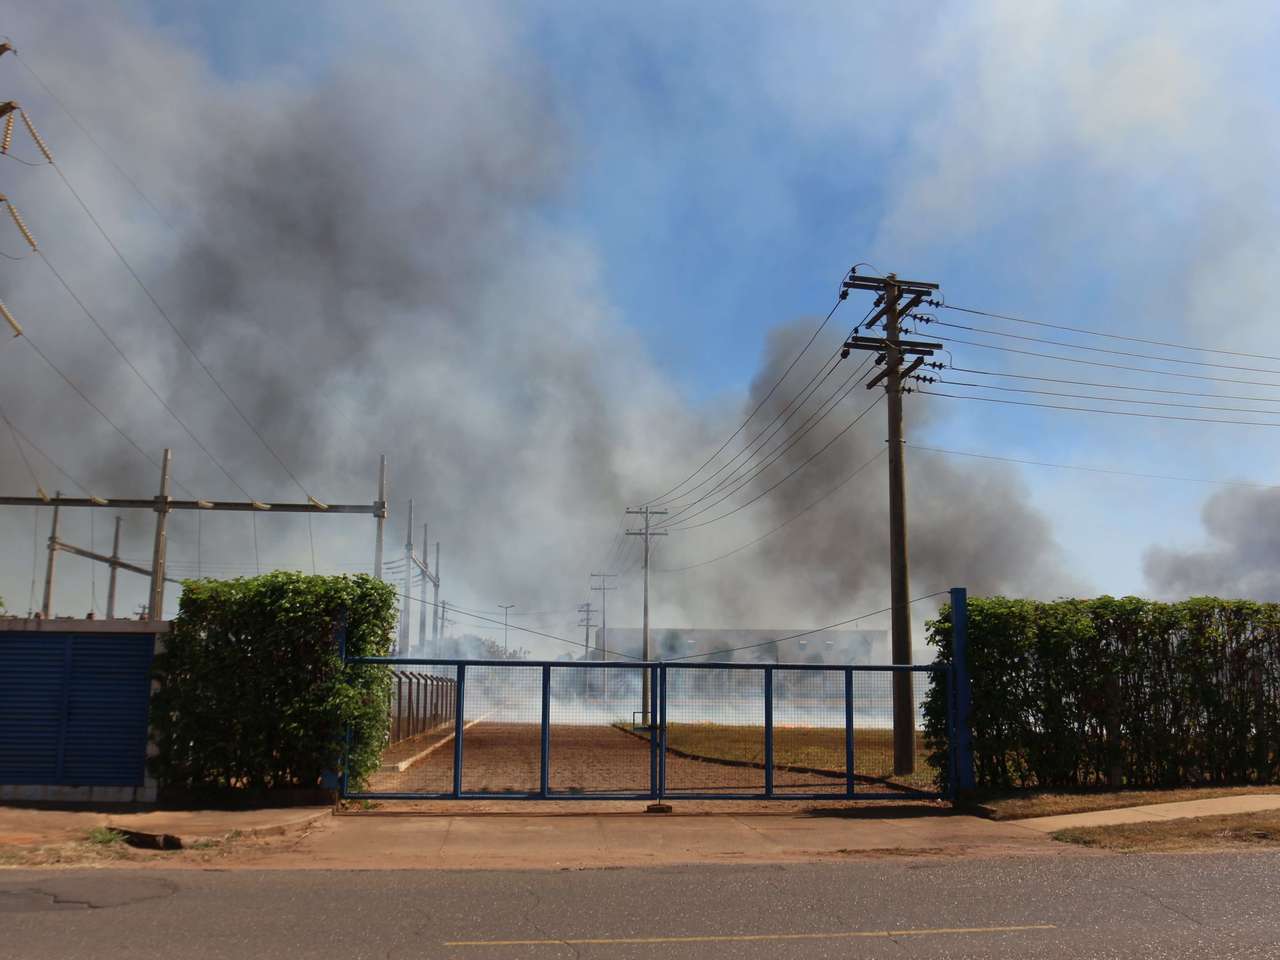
[594,627,887,664]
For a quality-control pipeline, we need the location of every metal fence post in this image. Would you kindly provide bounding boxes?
[764,667,774,799]
[453,664,466,798]
[648,664,659,799]
[950,586,975,793]
[658,665,668,799]
[540,664,551,798]
[844,667,855,798]
[341,723,352,799]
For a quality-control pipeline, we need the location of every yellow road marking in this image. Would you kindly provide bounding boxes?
[445,923,1056,947]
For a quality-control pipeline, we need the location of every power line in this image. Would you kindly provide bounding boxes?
[22,107,316,500]
[909,444,1276,489]
[641,294,846,507]
[389,588,644,660]
[658,302,880,520]
[664,390,886,532]
[37,251,250,498]
[921,388,1280,428]
[657,355,873,528]
[664,590,949,662]
[933,333,1280,390]
[658,352,845,513]
[655,447,887,572]
[939,303,1280,363]
[933,377,1280,416]
[947,365,1280,405]
[931,318,1280,375]
[0,398,93,495]
[16,333,197,496]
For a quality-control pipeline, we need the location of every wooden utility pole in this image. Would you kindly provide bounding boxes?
[626,506,667,723]
[841,270,940,775]
[148,449,172,621]
[106,516,122,618]
[590,572,616,661]
[40,492,60,617]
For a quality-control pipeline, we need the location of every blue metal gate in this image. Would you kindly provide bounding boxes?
[342,658,969,802]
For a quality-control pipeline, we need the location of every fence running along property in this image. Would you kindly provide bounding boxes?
[343,659,965,802]
[389,671,457,745]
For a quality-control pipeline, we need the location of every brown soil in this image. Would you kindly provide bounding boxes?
[365,722,859,796]
[981,785,1280,821]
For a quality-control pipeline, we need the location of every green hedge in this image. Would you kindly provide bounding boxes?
[150,572,397,796]
[923,596,1280,792]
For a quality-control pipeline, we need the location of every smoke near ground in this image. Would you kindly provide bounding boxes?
[0,1,1074,652]
[1144,488,1280,601]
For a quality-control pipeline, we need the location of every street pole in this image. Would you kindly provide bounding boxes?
[148,449,172,621]
[106,515,122,619]
[499,603,515,656]
[40,492,60,618]
[626,507,667,724]
[373,454,387,579]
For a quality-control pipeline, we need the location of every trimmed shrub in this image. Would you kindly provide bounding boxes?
[923,596,1280,793]
[150,572,396,796]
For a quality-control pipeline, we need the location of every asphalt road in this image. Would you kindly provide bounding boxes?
[3,852,1278,959]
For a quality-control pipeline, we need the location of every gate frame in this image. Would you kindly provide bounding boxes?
[340,658,967,804]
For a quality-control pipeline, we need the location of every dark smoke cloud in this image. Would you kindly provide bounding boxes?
[0,1,1073,643]
[1144,488,1280,600]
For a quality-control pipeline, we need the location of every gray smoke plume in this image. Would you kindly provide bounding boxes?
[1144,488,1280,600]
[0,1,1073,650]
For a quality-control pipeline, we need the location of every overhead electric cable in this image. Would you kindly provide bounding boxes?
[933,378,1280,416]
[665,590,949,662]
[946,365,1280,405]
[909,444,1275,489]
[921,388,1280,428]
[940,303,1280,363]
[658,355,877,529]
[664,391,886,532]
[932,319,1280,375]
[641,294,846,507]
[655,447,887,572]
[933,334,1280,390]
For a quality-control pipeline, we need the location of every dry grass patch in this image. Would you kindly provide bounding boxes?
[1053,810,1280,852]
[980,785,1280,821]
[654,723,938,792]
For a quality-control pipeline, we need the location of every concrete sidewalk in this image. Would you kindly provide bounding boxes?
[0,805,330,848]
[1015,793,1280,834]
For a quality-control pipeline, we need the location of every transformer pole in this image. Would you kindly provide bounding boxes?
[106,515,122,619]
[40,492,60,618]
[418,522,429,653]
[373,454,387,579]
[431,541,441,655]
[147,449,172,621]
[400,499,413,655]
